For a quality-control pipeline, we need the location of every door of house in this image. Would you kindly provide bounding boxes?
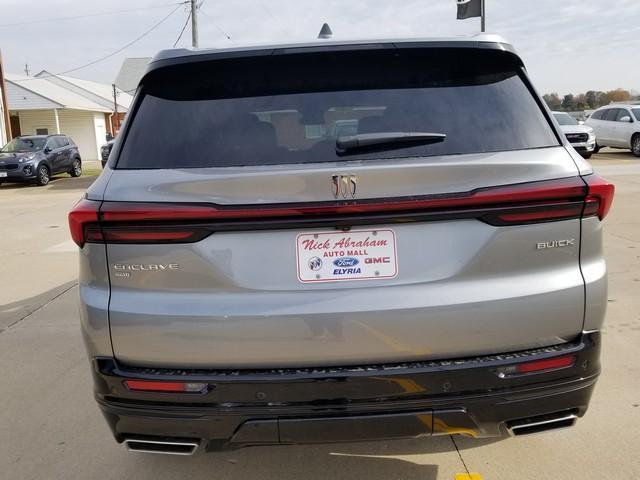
[9,115,20,138]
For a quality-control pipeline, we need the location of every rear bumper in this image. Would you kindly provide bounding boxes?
[93,332,600,451]
[571,141,596,152]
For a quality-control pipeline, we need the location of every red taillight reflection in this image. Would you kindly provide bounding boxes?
[102,230,199,243]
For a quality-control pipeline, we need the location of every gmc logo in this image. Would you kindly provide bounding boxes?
[364,257,391,264]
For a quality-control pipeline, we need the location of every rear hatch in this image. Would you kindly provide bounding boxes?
[98,44,586,368]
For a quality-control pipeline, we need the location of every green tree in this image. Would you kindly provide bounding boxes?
[585,91,598,109]
[561,94,576,111]
[543,93,562,110]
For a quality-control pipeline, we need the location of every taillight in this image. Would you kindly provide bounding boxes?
[123,380,208,393]
[497,355,576,377]
[582,174,615,220]
[68,198,100,247]
[68,175,614,247]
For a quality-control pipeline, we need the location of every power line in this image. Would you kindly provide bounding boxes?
[259,1,279,26]
[0,2,187,28]
[13,4,183,81]
[198,7,235,44]
[54,4,183,76]
[173,10,192,48]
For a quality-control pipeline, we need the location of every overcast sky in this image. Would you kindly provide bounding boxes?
[1,0,639,95]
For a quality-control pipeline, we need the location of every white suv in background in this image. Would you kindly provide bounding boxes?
[586,104,640,157]
[552,112,596,159]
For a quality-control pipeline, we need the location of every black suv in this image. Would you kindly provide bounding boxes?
[0,134,82,186]
[100,138,115,168]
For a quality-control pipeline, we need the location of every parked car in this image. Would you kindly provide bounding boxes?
[69,36,614,455]
[0,134,82,186]
[100,138,115,168]
[585,104,640,157]
[552,111,596,158]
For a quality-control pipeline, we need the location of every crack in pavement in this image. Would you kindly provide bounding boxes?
[450,435,471,476]
[0,282,78,334]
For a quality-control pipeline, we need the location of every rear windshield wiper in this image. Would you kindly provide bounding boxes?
[336,132,446,155]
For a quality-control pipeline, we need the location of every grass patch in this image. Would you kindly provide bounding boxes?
[82,167,103,177]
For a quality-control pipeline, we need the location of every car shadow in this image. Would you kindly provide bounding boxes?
[596,149,637,159]
[0,175,98,191]
[117,436,502,480]
[47,175,99,191]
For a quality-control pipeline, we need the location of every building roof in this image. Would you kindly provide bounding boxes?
[6,74,111,112]
[114,57,151,94]
[36,71,133,110]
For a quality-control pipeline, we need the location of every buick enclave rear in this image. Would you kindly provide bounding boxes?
[70,35,613,455]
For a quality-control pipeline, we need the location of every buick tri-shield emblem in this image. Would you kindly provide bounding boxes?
[332,174,357,199]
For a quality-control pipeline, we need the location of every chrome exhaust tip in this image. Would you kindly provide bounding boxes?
[123,437,200,455]
[507,412,578,437]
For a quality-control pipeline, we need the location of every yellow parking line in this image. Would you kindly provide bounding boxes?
[455,474,483,480]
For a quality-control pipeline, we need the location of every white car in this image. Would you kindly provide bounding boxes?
[552,112,596,159]
[585,104,640,157]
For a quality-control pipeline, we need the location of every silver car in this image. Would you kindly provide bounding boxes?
[69,35,614,455]
[585,104,640,157]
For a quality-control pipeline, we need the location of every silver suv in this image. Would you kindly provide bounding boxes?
[69,35,614,455]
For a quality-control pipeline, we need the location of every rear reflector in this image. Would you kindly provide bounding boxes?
[124,380,207,393]
[68,175,614,247]
[498,355,576,377]
[516,355,576,373]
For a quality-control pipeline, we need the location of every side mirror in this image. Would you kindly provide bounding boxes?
[620,116,632,123]
[578,120,585,125]
[44,146,52,154]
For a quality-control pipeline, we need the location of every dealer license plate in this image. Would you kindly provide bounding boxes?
[296,229,398,283]
[0,172,7,177]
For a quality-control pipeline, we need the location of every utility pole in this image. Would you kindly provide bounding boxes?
[112,84,118,135]
[1,50,13,141]
[24,63,30,76]
[190,0,199,48]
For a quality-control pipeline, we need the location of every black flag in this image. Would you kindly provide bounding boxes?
[457,0,482,19]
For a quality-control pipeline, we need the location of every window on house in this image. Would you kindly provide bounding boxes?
[35,128,49,135]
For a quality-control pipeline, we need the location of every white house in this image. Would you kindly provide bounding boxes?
[5,73,132,160]
[36,71,132,134]
[0,81,7,146]
[115,57,151,94]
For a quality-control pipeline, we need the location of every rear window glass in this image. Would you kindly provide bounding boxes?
[553,113,578,125]
[117,49,559,169]
[633,109,640,121]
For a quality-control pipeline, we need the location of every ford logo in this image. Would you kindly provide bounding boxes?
[333,257,359,267]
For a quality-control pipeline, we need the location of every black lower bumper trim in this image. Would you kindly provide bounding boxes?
[94,332,601,451]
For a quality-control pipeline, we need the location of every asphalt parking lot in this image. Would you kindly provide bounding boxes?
[1,151,639,480]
